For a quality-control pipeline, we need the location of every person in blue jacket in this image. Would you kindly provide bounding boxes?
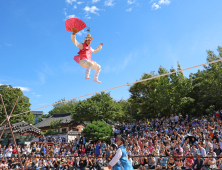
[108,135,133,170]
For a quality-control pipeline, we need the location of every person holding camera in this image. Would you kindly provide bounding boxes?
[203,152,217,170]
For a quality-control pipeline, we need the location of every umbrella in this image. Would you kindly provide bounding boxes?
[185,135,197,142]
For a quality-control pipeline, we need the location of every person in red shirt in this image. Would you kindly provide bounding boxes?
[12,145,17,157]
[80,145,85,155]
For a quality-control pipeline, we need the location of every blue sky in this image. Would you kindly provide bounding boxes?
[0,0,222,115]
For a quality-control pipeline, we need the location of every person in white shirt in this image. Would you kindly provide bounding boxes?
[111,136,115,144]
[174,114,179,123]
[22,145,27,157]
[206,139,213,153]
[5,146,12,158]
[203,152,217,169]
[196,143,206,157]
[27,145,32,156]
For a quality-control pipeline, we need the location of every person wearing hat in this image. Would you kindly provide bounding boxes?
[71,32,103,83]
[108,135,133,170]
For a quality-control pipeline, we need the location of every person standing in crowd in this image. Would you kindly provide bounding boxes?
[79,134,86,147]
[108,135,133,170]
[95,140,102,157]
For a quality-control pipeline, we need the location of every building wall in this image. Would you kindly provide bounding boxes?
[39,123,84,133]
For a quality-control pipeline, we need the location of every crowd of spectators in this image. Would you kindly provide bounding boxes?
[1,112,222,169]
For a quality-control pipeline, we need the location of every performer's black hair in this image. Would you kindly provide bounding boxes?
[117,135,126,146]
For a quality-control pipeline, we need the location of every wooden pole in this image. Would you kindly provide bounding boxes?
[0,96,19,139]
[0,95,24,170]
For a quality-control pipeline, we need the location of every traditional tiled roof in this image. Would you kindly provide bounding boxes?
[34,113,72,128]
[0,120,41,135]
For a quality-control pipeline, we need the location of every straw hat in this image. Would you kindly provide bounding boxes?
[84,34,93,41]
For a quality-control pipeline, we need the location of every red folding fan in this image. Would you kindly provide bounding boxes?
[65,18,87,34]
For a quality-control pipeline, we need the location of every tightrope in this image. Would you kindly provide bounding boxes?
[2,59,222,125]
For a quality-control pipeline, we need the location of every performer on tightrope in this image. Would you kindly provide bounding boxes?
[71,32,103,83]
[108,135,134,170]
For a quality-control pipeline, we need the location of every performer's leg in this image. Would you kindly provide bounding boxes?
[80,60,94,80]
[85,67,91,80]
[91,62,101,83]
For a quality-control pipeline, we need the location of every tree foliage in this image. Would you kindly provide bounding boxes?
[0,85,34,124]
[49,99,78,115]
[82,120,113,142]
[129,46,222,119]
[189,46,222,117]
[129,63,193,118]
[50,118,63,131]
[71,92,126,123]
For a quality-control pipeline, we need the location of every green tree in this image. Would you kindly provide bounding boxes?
[82,120,113,142]
[129,63,194,119]
[49,99,79,115]
[189,46,222,116]
[71,92,124,123]
[0,85,34,124]
[168,63,194,116]
[42,114,50,118]
[50,118,63,132]
[117,100,131,122]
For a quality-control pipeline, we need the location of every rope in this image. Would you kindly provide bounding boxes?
[5,59,222,121]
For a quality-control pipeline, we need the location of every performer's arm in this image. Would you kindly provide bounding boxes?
[91,43,103,53]
[71,34,83,49]
[108,148,122,168]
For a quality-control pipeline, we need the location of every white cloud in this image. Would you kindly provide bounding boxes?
[67,14,76,18]
[38,72,46,84]
[66,0,76,4]
[15,86,31,92]
[84,6,100,14]
[73,5,77,9]
[152,3,160,10]
[64,9,77,19]
[85,16,91,19]
[76,30,87,36]
[103,53,133,73]
[35,95,41,98]
[127,0,136,5]
[121,54,132,70]
[126,8,132,12]
[77,1,84,4]
[92,0,100,3]
[158,0,170,5]
[5,43,12,47]
[104,0,115,6]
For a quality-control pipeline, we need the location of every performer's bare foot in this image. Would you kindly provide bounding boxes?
[85,77,90,80]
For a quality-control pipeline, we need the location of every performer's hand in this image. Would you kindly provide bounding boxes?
[100,43,103,46]
[108,164,112,169]
[72,32,76,35]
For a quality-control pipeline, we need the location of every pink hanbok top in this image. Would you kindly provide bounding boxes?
[74,43,92,63]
